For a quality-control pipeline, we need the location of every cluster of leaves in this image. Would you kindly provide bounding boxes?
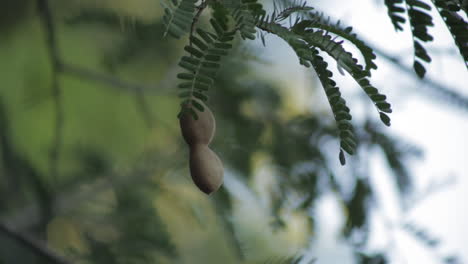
[160,0,467,170]
[384,0,468,77]
[432,0,468,67]
[163,0,393,164]
[177,17,236,119]
[203,52,426,259]
[161,0,198,38]
[210,58,388,262]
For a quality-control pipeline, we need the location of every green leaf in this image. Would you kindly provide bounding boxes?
[178,82,193,89]
[379,112,391,126]
[193,92,208,102]
[339,149,346,165]
[162,0,197,39]
[341,141,355,155]
[384,0,406,31]
[184,46,204,58]
[414,60,426,78]
[191,100,205,112]
[370,94,387,101]
[177,73,194,80]
[178,91,191,98]
[377,103,393,113]
[191,36,208,51]
[179,61,198,72]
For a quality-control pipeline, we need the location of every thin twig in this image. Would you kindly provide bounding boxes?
[257,20,468,111]
[190,0,211,47]
[369,42,468,110]
[60,63,167,94]
[37,0,63,183]
[184,0,211,108]
[0,222,73,264]
[61,62,176,128]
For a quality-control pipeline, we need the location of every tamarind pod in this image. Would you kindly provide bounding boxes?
[179,102,216,146]
[189,144,224,194]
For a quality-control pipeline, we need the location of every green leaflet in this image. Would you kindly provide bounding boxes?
[176,18,235,118]
[161,0,197,39]
[310,49,358,163]
[384,0,467,76]
[384,0,407,31]
[292,17,378,73]
[257,22,392,164]
[406,0,434,78]
[230,0,266,39]
[303,30,392,113]
[383,0,437,77]
[165,0,402,164]
[433,0,468,69]
[273,0,314,22]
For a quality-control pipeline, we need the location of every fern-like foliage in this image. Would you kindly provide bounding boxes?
[257,20,391,163]
[176,18,235,119]
[265,24,357,162]
[161,0,197,39]
[309,50,356,164]
[384,0,407,31]
[298,29,392,114]
[232,6,257,39]
[406,0,434,78]
[432,0,468,68]
[385,0,468,75]
[262,15,387,113]
[163,0,396,164]
[273,0,314,23]
[230,0,266,40]
[383,0,435,78]
[293,14,378,73]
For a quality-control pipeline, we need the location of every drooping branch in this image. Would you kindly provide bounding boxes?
[0,222,73,264]
[190,0,211,43]
[369,42,468,110]
[60,63,168,94]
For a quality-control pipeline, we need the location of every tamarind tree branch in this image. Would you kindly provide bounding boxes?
[190,0,211,47]
[0,222,73,264]
[37,0,63,183]
[59,63,168,94]
[257,21,468,111]
[59,62,179,128]
[365,40,468,110]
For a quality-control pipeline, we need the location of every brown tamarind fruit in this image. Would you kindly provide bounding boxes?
[179,101,224,194]
[189,144,224,194]
[179,102,215,146]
